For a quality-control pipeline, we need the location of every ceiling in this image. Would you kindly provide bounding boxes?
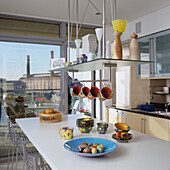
[0,0,170,26]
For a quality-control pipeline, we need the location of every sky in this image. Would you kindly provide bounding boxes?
[0,41,60,80]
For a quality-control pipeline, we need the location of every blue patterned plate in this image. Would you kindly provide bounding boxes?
[64,137,117,157]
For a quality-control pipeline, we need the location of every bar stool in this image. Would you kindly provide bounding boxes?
[7,118,51,170]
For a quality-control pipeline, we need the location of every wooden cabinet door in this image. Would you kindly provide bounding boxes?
[126,112,144,133]
[145,115,169,141]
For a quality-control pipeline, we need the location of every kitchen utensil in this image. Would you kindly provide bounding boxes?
[139,104,155,111]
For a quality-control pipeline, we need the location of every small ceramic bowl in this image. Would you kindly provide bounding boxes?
[78,127,93,133]
[76,118,94,125]
[115,123,131,132]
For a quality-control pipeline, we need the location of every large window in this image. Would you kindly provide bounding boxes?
[0,41,61,158]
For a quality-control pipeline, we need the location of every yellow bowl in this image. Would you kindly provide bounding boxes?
[115,123,131,132]
[112,19,127,33]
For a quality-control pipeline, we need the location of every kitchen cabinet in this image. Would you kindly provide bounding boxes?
[145,115,169,141]
[137,29,170,78]
[126,111,169,141]
[126,111,144,132]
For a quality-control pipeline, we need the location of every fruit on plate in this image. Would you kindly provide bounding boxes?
[45,109,52,114]
[77,142,104,154]
[50,109,55,113]
[83,148,91,153]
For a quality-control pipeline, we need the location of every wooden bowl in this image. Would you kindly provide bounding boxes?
[38,111,63,123]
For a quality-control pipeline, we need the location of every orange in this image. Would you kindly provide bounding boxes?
[45,109,52,114]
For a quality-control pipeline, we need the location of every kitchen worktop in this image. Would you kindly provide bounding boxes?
[107,105,170,120]
[16,114,170,170]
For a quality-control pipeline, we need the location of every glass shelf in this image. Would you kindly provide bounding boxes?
[50,58,153,72]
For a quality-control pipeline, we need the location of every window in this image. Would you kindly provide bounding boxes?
[0,41,61,158]
[0,18,60,38]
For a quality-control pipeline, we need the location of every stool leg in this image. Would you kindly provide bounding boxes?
[11,143,15,170]
[15,148,18,170]
[7,140,11,170]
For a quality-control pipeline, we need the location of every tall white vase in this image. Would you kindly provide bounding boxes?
[95,28,103,58]
[75,39,82,57]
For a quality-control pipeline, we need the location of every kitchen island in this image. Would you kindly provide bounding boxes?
[16,114,170,170]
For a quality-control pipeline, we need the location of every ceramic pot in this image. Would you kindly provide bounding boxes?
[72,84,81,97]
[97,122,108,134]
[90,85,100,98]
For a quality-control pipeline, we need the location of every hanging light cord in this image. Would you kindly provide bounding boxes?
[70,0,75,41]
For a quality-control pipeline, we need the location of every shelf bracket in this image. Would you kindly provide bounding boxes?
[102,63,117,67]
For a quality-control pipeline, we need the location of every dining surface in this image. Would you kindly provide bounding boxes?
[16,114,170,170]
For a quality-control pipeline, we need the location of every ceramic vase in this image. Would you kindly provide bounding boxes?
[95,28,103,58]
[129,32,139,60]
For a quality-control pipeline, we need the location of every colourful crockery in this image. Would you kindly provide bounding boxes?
[82,86,90,97]
[76,118,94,133]
[90,85,100,98]
[58,127,74,140]
[97,122,109,134]
[115,123,131,132]
[116,131,128,139]
[112,133,133,143]
[78,127,93,133]
[72,84,81,96]
[78,91,86,99]
[101,87,113,99]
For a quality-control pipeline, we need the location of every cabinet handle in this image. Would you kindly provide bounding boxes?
[143,119,146,134]
[141,118,144,133]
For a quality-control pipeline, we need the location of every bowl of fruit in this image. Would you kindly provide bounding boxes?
[38,109,63,123]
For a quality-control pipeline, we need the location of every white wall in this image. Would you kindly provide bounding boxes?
[104,5,170,109]
[122,5,170,41]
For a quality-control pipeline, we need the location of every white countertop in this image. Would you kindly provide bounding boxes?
[16,114,170,170]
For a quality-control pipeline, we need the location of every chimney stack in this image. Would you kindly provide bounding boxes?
[50,51,54,78]
[27,55,30,78]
